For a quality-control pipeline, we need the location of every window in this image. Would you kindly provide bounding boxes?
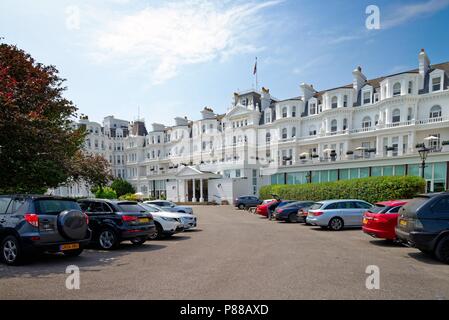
[392,109,401,123]
[292,106,296,117]
[282,107,287,118]
[282,128,287,139]
[330,120,337,133]
[408,81,413,94]
[363,91,371,104]
[291,127,296,138]
[430,105,442,118]
[309,126,317,136]
[343,118,348,131]
[0,197,12,214]
[331,96,338,109]
[310,103,316,115]
[393,82,401,96]
[432,197,449,214]
[407,108,413,121]
[265,111,271,123]
[343,95,348,107]
[432,77,442,92]
[362,116,372,129]
[375,114,379,125]
[266,132,271,144]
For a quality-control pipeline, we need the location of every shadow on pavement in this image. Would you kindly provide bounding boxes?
[0,243,166,279]
[368,239,406,248]
[407,252,446,265]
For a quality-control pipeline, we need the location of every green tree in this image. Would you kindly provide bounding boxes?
[0,43,112,193]
[111,178,135,197]
[95,187,117,199]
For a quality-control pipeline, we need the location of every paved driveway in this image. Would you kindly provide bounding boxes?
[1,205,449,299]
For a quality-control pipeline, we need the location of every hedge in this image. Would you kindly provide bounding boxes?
[259,176,426,204]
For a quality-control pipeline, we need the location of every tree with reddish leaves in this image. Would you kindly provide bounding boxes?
[0,43,112,193]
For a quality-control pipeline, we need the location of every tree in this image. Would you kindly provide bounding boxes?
[95,187,117,200]
[111,178,135,197]
[0,43,111,193]
[68,151,113,191]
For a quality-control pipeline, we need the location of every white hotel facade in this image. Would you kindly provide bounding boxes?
[54,49,449,202]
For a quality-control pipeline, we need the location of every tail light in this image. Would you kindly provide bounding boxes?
[122,215,138,222]
[83,213,89,225]
[312,211,324,216]
[24,213,39,228]
[277,209,283,213]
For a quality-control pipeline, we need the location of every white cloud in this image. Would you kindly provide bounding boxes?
[383,0,449,29]
[65,5,81,31]
[91,0,282,84]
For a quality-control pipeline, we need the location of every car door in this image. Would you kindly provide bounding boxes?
[0,196,12,231]
[351,201,372,226]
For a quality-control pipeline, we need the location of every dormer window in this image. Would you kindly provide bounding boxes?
[331,96,338,109]
[432,77,442,92]
[363,91,371,105]
[343,95,348,107]
[265,110,271,123]
[282,107,287,118]
[292,106,296,117]
[393,82,401,96]
[310,102,317,115]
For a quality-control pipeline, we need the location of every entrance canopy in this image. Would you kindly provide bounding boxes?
[175,166,222,180]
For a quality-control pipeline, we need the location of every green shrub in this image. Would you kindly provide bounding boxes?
[111,179,135,197]
[95,187,117,199]
[259,176,425,204]
[118,193,140,201]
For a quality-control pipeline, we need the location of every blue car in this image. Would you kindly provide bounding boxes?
[275,201,316,223]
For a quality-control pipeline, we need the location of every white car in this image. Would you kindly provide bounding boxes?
[142,203,198,231]
[139,203,184,239]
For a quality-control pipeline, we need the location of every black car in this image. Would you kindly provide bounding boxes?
[78,199,156,250]
[396,192,449,263]
[0,195,91,265]
[274,201,315,223]
[234,196,261,210]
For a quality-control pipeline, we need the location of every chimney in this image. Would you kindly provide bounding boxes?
[300,83,315,101]
[260,87,271,110]
[419,48,430,77]
[352,66,367,93]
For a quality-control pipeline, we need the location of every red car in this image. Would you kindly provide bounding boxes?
[256,200,277,217]
[362,200,408,240]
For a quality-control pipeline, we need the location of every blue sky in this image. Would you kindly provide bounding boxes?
[1,0,449,126]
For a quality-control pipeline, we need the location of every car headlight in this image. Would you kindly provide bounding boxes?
[161,217,177,222]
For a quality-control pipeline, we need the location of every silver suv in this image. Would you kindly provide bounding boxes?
[306,199,373,231]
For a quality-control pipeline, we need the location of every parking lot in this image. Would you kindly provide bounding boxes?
[1,205,449,300]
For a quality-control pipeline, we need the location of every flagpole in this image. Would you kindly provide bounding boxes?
[255,57,258,92]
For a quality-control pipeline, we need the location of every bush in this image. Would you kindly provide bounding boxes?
[259,176,425,204]
[111,179,135,197]
[95,187,117,199]
[118,193,140,201]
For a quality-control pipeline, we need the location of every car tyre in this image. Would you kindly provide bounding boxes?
[1,235,25,266]
[64,248,84,257]
[435,235,449,263]
[238,204,245,210]
[130,237,147,246]
[149,223,164,240]
[288,213,298,223]
[328,217,344,231]
[97,228,119,250]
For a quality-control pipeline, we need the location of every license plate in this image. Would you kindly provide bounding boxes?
[399,219,407,226]
[139,218,150,223]
[60,243,80,251]
[363,218,368,224]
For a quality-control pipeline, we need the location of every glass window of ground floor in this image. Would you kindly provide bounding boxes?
[272,162,447,192]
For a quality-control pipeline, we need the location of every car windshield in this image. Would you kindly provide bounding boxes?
[35,199,81,215]
[309,203,323,210]
[117,202,146,213]
[140,204,160,212]
[368,205,386,213]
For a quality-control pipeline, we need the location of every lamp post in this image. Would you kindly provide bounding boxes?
[418,146,430,179]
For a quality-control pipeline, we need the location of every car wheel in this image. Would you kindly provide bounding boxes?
[64,248,84,257]
[288,213,298,223]
[1,235,24,266]
[148,223,164,240]
[130,237,147,246]
[98,228,119,250]
[238,204,245,210]
[435,236,449,263]
[328,217,344,231]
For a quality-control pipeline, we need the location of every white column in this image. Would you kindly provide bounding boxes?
[192,179,197,202]
[199,179,204,203]
[376,135,382,157]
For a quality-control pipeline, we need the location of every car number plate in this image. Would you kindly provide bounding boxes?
[399,219,407,226]
[139,218,150,223]
[60,243,80,251]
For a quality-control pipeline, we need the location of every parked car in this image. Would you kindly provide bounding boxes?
[234,196,261,210]
[362,200,407,241]
[275,201,315,223]
[306,199,373,231]
[145,200,193,214]
[143,203,198,231]
[0,195,91,265]
[78,199,156,250]
[395,193,449,263]
[139,203,185,239]
[256,200,294,217]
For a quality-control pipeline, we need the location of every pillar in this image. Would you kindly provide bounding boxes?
[199,179,204,203]
[192,179,197,202]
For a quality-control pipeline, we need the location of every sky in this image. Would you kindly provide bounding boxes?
[1,0,449,127]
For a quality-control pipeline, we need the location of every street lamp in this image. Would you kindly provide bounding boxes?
[418,146,430,179]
